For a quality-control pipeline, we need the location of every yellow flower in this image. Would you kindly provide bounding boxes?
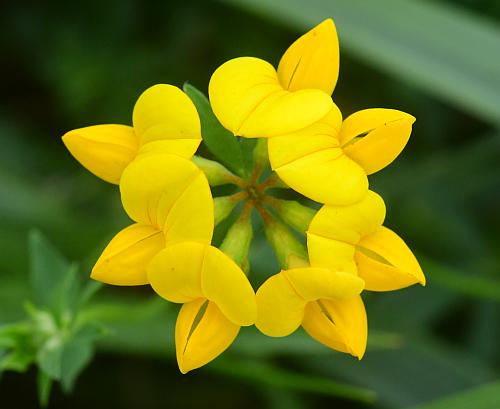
[62,84,201,184]
[208,19,339,138]
[147,241,256,373]
[307,190,426,291]
[256,267,367,359]
[91,152,214,285]
[268,107,416,205]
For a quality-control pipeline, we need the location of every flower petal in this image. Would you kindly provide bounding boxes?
[132,84,201,158]
[201,245,257,326]
[209,57,333,138]
[340,109,415,175]
[356,226,426,291]
[284,267,364,301]
[137,139,201,160]
[268,106,342,169]
[273,149,368,205]
[302,296,367,359]
[148,242,256,326]
[308,191,386,244]
[91,223,164,285]
[176,299,239,374]
[62,124,138,184]
[307,191,385,272]
[148,242,205,303]
[278,18,339,95]
[255,273,305,337]
[306,233,357,274]
[120,153,213,243]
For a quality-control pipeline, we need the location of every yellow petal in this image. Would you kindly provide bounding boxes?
[255,273,306,337]
[340,109,416,175]
[307,191,385,272]
[132,84,201,158]
[306,233,357,274]
[91,223,164,285]
[148,242,205,303]
[148,242,256,326]
[308,191,386,244]
[176,299,239,374]
[62,124,138,184]
[201,245,256,326]
[278,18,340,95]
[302,296,367,359]
[273,148,368,205]
[208,57,333,138]
[120,153,213,243]
[137,139,201,160]
[284,267,364,301]
[163,170,214,245]
[268,106,342,169]
[356,226,426,291]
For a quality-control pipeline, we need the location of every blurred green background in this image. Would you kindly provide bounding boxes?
[1,0,500,408]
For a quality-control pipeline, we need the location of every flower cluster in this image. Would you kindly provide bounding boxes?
[63,18,425,373]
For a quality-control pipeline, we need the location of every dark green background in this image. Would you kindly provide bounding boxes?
[1,0,499,408]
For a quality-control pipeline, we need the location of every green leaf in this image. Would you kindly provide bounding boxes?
[37,334,64,380]
[421,256,500,302]
[60,337,94,392]
[183,83,246,176]
[407,381,500,409]
[0,348,35,372]
[221,0,500,125]
[37,370,53,408]
[209,359,376,403]
[0,323,36,372]
[29,230,81,318]
[29,231,70,305]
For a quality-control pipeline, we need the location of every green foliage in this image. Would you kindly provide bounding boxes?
[184,83,246,176]
[0,231,104,406]
[222,0,500,125]
[0,0,499,407]
[407,381,500,409]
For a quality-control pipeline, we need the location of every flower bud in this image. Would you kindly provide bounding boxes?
[261,214,307,269]
[269,198,316,233]
[192,156,241,186]
[220,212,253,267]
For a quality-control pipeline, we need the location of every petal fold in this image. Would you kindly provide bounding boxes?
[176,299,239,374]
[284,267,364,301]
[91,223,164,285]
[62,124,138,184]
[148,242,256,326]
[307,191,385,272]
[278,18,340,95]
[302,296,367,359]
[209,57,333,138]
[255,273,305,337]
[120,153,213,243]
[201,246,257,326]
[132,84,201,158]
[340,109,415,175]
[356,226,425,291]
[308,191,386,244]
[148,242,205,303]
[268,106,341,168]
[274,149,368,205]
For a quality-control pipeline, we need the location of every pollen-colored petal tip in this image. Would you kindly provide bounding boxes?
[356,226,426,291]
[91,223,164,286]
[62,124,138,184]
[278,18,340,95]
[340,109,416,175]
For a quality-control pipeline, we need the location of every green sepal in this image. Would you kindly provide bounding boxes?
[183,83,246,176]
